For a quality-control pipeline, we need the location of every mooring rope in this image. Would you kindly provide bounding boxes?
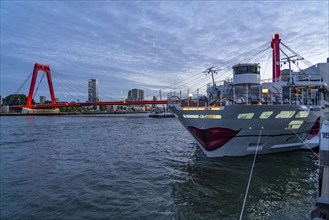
[239,127,263,220]
[290,128,318,157]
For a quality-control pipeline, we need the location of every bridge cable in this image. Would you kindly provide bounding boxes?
[168,44,271,99]
[51,69,88,101]
[14,71,33,94]
[33,72,46,98]
[186,43,271,90]
[188,46,272,95]
[153,42,271,97]
[262,49,272,79]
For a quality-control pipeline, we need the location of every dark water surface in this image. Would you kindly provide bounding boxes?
[0,114,319,219]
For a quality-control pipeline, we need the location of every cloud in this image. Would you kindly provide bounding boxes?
[1,1,328,100]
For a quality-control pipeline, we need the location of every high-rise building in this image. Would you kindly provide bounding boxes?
[127,88,144,101]
[40,96,46,104]
[88,79,98,102]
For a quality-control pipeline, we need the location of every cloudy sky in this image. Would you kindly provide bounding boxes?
[1,0,328,102]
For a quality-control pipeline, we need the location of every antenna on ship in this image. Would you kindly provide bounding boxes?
[203,67,218,90]
[280,49,304,85]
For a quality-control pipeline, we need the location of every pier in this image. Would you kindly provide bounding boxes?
[312,120,329,220]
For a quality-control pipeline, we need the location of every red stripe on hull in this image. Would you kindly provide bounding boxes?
[307,117,321,140]
[188,126,241,151]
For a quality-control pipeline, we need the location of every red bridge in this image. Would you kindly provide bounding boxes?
[10,63,175,110]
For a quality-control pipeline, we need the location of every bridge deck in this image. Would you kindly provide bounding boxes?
[10,100,172,109]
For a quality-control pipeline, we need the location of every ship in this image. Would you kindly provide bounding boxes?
[169,34,329,157]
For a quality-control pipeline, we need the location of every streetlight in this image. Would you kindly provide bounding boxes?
[262,88,269,103]
[188,91,193,109]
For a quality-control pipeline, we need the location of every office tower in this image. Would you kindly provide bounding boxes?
[88,79,98,102]
[127,89,144,101]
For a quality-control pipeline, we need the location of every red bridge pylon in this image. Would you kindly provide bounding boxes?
[26,63,56,108]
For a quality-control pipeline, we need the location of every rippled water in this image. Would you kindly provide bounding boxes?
[0,114,319,219]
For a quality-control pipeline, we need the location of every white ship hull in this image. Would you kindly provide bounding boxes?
[169,105,324,157]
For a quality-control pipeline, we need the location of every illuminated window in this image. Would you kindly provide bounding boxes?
[259,111,273,119]
[205,115,221,119]
[285,120,303,129]
[238,113,254,119]
[295,111,309,118]
[275,111,295,119]
[183,115,222,119]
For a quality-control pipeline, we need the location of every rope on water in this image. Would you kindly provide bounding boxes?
[239,127,263,220]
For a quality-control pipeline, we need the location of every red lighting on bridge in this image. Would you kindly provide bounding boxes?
[26,63,56,108]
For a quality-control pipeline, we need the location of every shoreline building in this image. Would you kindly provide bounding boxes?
[127,89,144,101]
[40,96,46,104]
[88,79,99,102]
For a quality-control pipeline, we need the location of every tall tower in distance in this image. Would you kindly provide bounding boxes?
[88,79,99,102]
[40,96,46,104]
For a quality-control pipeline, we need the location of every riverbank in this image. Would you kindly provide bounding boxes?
[0,111,148,116]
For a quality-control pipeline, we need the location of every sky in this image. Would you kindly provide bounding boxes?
[1,0,328,102]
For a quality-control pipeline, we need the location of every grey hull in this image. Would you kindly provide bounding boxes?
[169,105,323,157]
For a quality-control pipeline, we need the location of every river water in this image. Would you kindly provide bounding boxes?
[0,114,319,219]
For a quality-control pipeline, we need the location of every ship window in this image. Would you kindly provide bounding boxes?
[183,115,199,119]
[295,111,309,118]
[248,66,260,74]
[237,113,254,119]
[184,115,222,119]
[234,65,260,75]
[259,111,273,119]
[234,66,249,75]
[204,115,221,119]
[285,120,303,129]
[275,111,295,119]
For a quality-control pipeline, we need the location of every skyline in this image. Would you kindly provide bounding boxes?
[1,1,328,102]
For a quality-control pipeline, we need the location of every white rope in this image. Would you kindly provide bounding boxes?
[239,127,263,220]
[290,128,318,156]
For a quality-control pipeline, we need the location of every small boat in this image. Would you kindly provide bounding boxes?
[149,112,175,118]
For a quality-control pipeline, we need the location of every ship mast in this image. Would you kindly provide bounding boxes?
[203,67,218,90]
[271,33,281,82]
[280,49,304,85]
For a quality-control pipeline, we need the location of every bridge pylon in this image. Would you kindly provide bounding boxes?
[26,63,56,108]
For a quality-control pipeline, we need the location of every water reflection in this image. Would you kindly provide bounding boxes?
[171,149,319,220]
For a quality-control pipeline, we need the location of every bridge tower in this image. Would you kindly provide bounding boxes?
[26,63,56,108]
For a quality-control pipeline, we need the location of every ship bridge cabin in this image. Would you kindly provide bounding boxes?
[206,63,262,105]
[232,63,261,104]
